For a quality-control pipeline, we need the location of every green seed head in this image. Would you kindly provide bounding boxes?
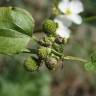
[24,57,39,71]
[43,19,57,35]
[38,46,51,59]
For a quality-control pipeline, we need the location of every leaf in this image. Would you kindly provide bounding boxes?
[11,7,35,36]
[0,7,35,54]
[0,29,30,54]
[90,51,96,63]
[84,62,96,72]
[24,56,39,71]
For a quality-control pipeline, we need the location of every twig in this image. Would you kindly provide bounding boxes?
[51,49,88,63]
[64,56,88,63]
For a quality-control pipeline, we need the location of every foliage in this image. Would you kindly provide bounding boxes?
[0,7,34,54]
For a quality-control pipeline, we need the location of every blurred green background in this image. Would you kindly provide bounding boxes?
[0,0,96,96]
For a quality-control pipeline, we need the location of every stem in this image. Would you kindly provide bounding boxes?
[51,49,62,57]
[51,49,88,63]
[64,56,88,63]
[84,16,96,22]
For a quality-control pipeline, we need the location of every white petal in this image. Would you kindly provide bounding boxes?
[56,26,70,38]
[54,16,71,38]
[70,0,84,14]
[66,14,82,24]
[54,15,72,27]
[63,0,69,1]
[58,0,70,13]
[54,16,64,28]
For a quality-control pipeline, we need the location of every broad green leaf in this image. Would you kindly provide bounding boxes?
[0,29,30,54]
[0,7,35,54]
[11,7,35,36]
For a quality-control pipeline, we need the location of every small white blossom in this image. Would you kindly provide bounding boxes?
[54,16,71,39]
[58,0,84,25]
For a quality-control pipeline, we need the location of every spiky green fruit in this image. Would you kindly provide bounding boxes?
[24,57,39,71]
[38,46,51,59]
[43,19,57,35]
[39,36,55,47]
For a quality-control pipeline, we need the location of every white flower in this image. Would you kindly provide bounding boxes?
[54,16,71,39]
[58,0,84,24]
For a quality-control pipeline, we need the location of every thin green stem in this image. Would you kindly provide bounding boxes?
[64,56,88,63]
[51,49,88,63]
[51,49,62,57]
[84,16,96,22]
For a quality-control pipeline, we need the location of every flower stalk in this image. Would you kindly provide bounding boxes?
[51,48,88,63]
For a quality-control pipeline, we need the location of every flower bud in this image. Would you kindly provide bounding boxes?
[38,46,51,59]
[39,38,52,47]
[43,36,55,47]
[55,36,64,44]
[43,19,58,35]
[45,57,58,70]
[52,6,60,17]
[55,36,69,44]
[24,57,39,71]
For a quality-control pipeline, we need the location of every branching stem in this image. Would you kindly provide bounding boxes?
[32,35,88,63]
[51,49,88,63]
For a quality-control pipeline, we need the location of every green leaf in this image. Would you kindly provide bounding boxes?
[0,7,35,54]
[0,29,30,54]
[11,7,35,36]
[90,51,96,63]
[24,57,39,71]
[84,62,96,72]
